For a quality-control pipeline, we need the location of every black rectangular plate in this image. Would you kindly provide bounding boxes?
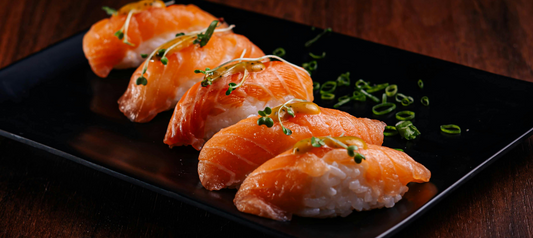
[1,1,533,237]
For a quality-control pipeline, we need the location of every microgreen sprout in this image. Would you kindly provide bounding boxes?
[196,55,309,89]
[114,10,135,46]
[102,6,117,15]
[311,137,326,147]
[134,23,235,86]
[313,136,366,164]
[257,107,274,127]
[193,20,219,47]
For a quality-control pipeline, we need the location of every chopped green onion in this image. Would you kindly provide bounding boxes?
[440,124,461,134]
[352,91,366,101]
[396,110,415,121]
[372,103,396,115]
[140,53,148,58]
[321,92,335,100]
[366,83,389,93]
[384,126,398,136]
[385,84,398,97]
[396,121,421,140]
[418,79,424,89]
[320,81,337,94]
[395,93,414,106]
[336,72,350,86]
[273,47,286,57]
[313,82,320,90]
[421,96,429,106]
[355,79,370,89]
[394,148,404,152]
[382,93,387,103]
[102,6,117,15]
[303,61,318,74]
[309,52,326,59]
[305,27,332,47]
[334,95,352,108]
[360,89,380,103]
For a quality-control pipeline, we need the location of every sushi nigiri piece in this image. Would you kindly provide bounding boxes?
[117,25,264,123]
[234,136,431,221]
[164,56,314,150]
[83,0,219,78]
[198,100,386,191]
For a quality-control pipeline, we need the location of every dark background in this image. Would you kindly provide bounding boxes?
[1,0,532,237]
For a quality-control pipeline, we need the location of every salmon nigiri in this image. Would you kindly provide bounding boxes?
[198,100,386,191]
[83,0,219,78]
[117,24,264,123]
[234,136,431,221]
[164,56,314,150]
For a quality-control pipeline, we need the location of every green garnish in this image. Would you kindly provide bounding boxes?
[305,27,332,47]
[395,93,414,106]
[366,83,389,93]
[102,6,117,15]
[309,52,326,59]
[268,99,308,136]
[313,82,320,90]
[320,81,337,94]
[421,96,429,106]
[303,61,318,74]
[396,110,415,121]
[384,126,398,136]
[311,136,326,147]
[333,95,352,108]
[336,72,350,86]
[257,107,274,128]
[360,89,380,103]
[114,10,135,45]
[273,48,286,57]
[440,124,461,134]
[355,79,370,89]
[156,49,166,57]
[353,152,366,164]
[225,70,250,95]
[394,148,404,152]
[351,91,366,101]
[161,57,169,65]
[382,93,387,103]
[136,76,148,86]
[175,32,185,37]
[385,84,398,97]
[194,20,219,47]
[418,79,424,89]
[140,53,148,58]
[396,121,421,140]
[372,102,396,115]
[321,92,335,100]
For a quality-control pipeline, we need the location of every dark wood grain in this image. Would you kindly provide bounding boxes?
[0,0,532,237]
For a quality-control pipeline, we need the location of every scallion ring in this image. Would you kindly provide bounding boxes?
[382,93,387,103]
[385,84,398,97]
[334,95,352,108]
[321,92,335,100]
[352,90,366,101]
[396,93,414,106]
[313,82,320,90]
[421,96,429,106]
[355,79,370,89]
[273,47,286,57]
[320,81,337,94]
[418,79,424,89]
[395,110,415,121]
[366,83,389,93]
[394,148,404,152]
[440,124,461,134]
[372,102,396,115]
[360,89,380,103]
[384,125,398,136]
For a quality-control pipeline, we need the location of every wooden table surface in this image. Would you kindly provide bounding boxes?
[1,0,532,237]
